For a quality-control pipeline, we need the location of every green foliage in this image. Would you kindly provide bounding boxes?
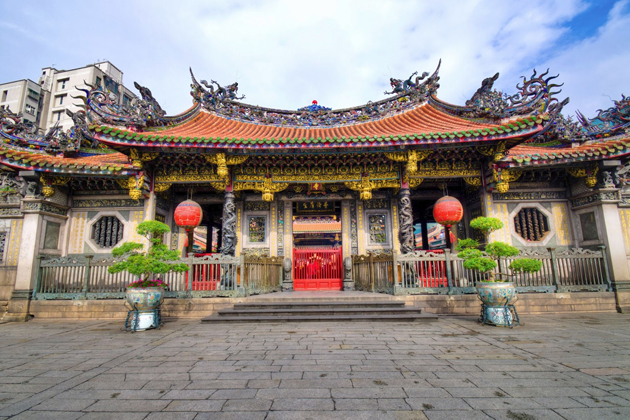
[469,217,504,235]
[457,248,483,260]
[108,221,188,283]
[485,241,519,258]
[455,238,479,252]
[509,258,543,273]
[460,217,542,282]
[462,257,497,273]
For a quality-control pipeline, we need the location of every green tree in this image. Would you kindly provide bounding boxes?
[457,216,542,282]
[108,220,188,285]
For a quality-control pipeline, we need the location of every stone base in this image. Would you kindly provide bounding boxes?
[613,281,630,313]
[282,281,293,292]
[2,290,33,322]
[343,281,354,291]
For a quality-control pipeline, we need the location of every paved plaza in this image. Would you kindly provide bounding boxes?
[0,313,629,420]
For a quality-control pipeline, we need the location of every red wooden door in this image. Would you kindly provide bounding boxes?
[293,248,342,290]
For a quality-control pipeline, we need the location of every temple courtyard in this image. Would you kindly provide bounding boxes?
[0,314,629,420]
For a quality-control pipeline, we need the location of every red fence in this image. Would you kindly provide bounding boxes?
[293,248,342,290]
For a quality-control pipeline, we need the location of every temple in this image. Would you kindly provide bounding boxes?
[1,62,629,320]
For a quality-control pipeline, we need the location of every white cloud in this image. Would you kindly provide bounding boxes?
[1,0,627,121]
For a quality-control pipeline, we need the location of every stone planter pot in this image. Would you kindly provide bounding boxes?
[125,287,164,331]
[476,282,517,326]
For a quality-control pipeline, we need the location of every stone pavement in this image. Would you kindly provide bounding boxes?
[0,313,629,420]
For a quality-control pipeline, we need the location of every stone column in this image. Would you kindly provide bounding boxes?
[144,190,157,222]
[220,192,237,256]
[397,188,414,254]
[598,202,630,312]
[282,201,293,290]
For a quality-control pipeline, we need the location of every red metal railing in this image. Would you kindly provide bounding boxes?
[293,248,342,290]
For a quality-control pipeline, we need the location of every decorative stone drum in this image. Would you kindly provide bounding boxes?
[476,282,517,326]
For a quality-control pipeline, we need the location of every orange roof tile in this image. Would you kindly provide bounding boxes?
[500,137,630,167]
[93,104,545,149]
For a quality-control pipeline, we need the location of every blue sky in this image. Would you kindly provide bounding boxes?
[0,0,628,118]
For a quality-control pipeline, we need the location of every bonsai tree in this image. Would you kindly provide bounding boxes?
[108,220,188,288]
[457,216,542,282]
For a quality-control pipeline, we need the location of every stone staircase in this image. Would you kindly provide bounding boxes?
[201,300,438,323]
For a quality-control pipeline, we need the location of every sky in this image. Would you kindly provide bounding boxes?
[1,0,628,118]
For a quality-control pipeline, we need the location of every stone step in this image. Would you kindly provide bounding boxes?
[218,307,423,317]
[201,313,438,323]
[233,301,406,310]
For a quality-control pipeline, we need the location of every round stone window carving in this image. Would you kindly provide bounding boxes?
[92,216,124,248]
[513,207,549,242]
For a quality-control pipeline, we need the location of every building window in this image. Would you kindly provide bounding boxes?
[579,212,599,241]
[368,213,388,244]
[123,95,132,107]
[95,76,102,87]
[57,94,66,106]
[514,207,550,242]
[248,216,266,243]
[27,89,39,100]
[1,90,7,102]
[92,216,124,248]
[0,231,7,263]
[54,111,62,121]
[43,222,61,250]
[25,104,36,115]
[58,78,69,90]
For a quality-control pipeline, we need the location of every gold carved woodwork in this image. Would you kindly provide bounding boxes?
[40,175,71,198]
[566,164,599,187]
[384,150,432,175]
[408,177,424,188]
[233,176,289,202]
[129,148,158,169]
[463,177,482,187]
[492,168,522,193]
[345,174,400,200]
[154,183,171,193]
[117,175,144,200]
[205,153,249,180]
[478,141,506,161]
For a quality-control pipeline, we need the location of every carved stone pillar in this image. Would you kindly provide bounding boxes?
[398,188,414,254]
[282,258,293,291]
[343,257,354,291]
[220,192,237,256]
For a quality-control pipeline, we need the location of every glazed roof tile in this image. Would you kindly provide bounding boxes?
[500,137,630,167]
[0,146,135,175]
[92,104,546,149]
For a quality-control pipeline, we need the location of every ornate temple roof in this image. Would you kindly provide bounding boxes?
[90,105,544,150]
[0,62,628,183]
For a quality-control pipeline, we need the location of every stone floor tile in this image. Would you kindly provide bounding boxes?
[272,398,335,411]
[481,409,567,420]
[78,413,149,420]
[257,388,331,399]
[377,398,411,411]
[406,397,472,410]
[463,397,543,410]
[194,413,268,420]
[333,398,377,410]
[554,407,630,419]
[222,398,272,411]
[569,395,630,407]
[8,411,84,420]
[145,413,196,420]
[86,399,171,412]
[31,399,96,411]
[332,388,407,399]
[424,411,492,420]
[160,389,214,400]
[163,399,225,412]
[209,389,257,399]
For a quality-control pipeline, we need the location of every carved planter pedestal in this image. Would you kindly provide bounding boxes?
[476,282,519,327]
[125,288,164,331]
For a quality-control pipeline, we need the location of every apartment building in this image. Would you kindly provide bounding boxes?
[38,61,137,131]
[0,61,137,133]
[0,79,43,126]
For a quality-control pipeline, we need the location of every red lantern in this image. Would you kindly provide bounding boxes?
[433,196,463,227]
[174,200,203,230]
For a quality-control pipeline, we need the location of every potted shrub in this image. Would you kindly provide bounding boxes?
[457,216,542,326]
[108,220,188,331]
